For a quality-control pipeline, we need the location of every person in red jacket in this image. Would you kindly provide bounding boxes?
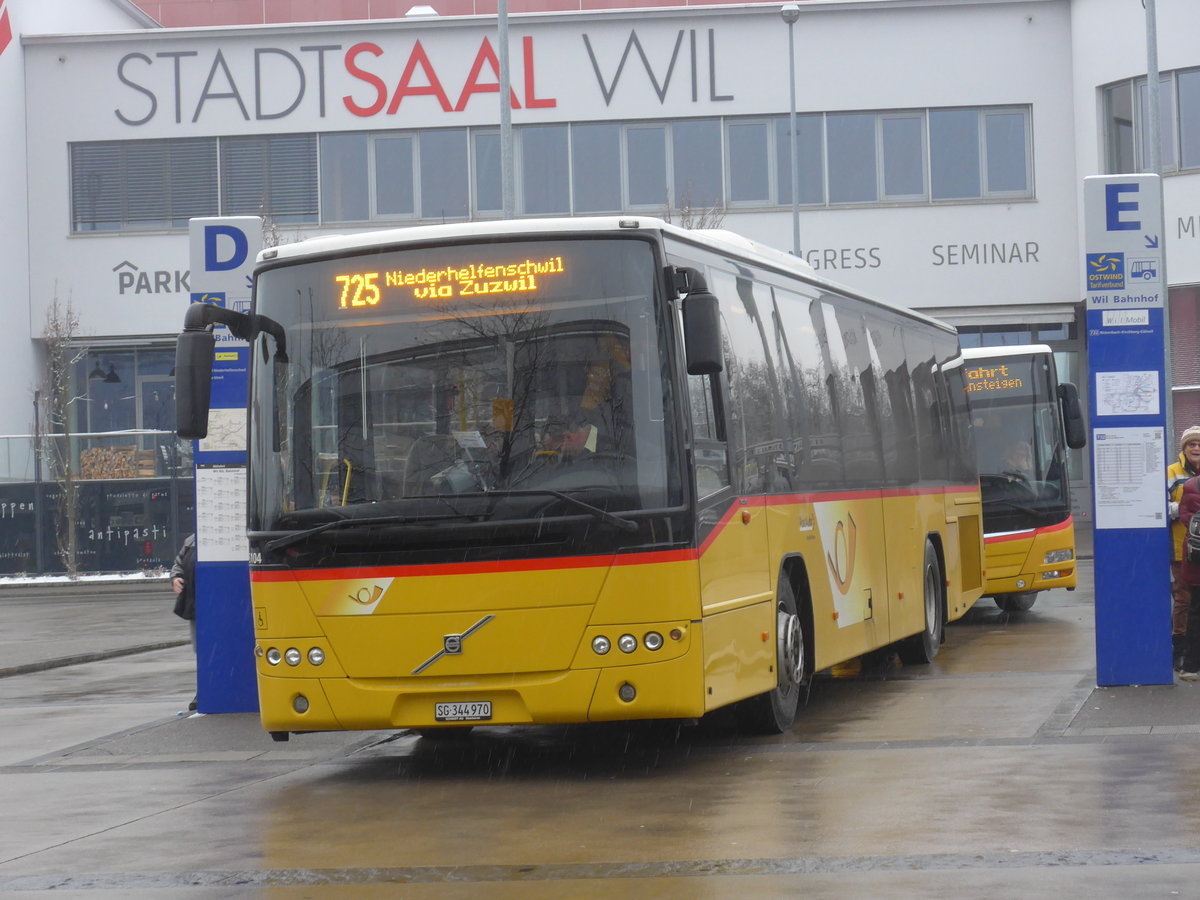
[1176,478,1200,680]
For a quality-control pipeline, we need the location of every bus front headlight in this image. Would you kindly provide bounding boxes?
[1044,549,1074,565]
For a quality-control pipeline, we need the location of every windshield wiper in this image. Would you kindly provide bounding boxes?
[451,489,639,534]
[261,512,477,553]
[981,497,1041,516]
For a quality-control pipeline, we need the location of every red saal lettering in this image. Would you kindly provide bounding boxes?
[342,36,555,118]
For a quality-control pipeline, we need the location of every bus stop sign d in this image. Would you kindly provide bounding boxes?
[1083,175,1171,687]
[186,216,262,713]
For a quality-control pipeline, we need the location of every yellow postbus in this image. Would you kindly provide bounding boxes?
[176,217,984,739]
[962,345,1087,612]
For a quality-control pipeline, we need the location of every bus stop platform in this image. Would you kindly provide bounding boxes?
[6,558,1200,897]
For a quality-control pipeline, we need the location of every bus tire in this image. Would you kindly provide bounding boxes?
[996,591,1038,612]
[898,542,943,665]
[736,578,805,735]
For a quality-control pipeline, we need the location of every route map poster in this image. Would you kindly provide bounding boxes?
[1095,370,1159,416]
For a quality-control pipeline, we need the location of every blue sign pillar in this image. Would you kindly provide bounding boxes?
[1083,176,1172,686]
[187,217,263,713]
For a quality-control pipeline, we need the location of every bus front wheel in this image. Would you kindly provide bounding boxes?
[898,542,943,665]
[737,578,806,734]
[996,591,1038,612]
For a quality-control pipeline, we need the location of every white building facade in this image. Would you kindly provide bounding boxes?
[7,0,1200,536]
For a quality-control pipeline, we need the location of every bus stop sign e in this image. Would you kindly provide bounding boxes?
[187,216,262,713]
[1083,175,1171,686]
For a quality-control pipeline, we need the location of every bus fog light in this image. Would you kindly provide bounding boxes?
[1044,549,1074,565]
[284,648,302,667]
[307,647,325,666]
[592,636,611,655]
[266,647,282,666]
[618,634,638,654]
[293,694,309,714]
[618,682,636,702]
[643,631,664,651]
[1015,579,1027,589]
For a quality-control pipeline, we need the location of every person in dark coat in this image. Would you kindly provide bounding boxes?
[1175,482,1200,680]
[169,534,197,710]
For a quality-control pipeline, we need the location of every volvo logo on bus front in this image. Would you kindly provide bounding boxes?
[412,614,495,674]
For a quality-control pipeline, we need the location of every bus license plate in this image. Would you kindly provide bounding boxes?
[435,701,492,722]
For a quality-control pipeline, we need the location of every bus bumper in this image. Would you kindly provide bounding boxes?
[256,648,708,734]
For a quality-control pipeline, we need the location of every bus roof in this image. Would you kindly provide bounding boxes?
[257,216,956,335]
[961,344,1053,360]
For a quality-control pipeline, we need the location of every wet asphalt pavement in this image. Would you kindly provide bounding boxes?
[3,562,1200,897]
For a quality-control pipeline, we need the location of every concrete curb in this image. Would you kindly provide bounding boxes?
[0,640,189,678]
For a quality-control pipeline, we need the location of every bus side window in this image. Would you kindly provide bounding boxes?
[688,372,731,498]
[826,304,883,484]
[905,333,947,482]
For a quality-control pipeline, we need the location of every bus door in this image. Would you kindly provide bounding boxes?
[686,358,775,709]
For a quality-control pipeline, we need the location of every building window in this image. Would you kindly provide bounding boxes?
[71,138,217,232]
[71,105,1033,234]
[220,134,317,223]
[319,133,369,222]
[626,125,668,207]
[672,120,723,210]
[1101,67,1200,174]
[571,122,622,213]
[474,131,502,214]
[774,114,825,206]
[419,129,469,220]
[827,112,878,203]
[727,120,770,204]
[931,109,982,200]
[520,124,570,215]
[882,113,926,199]
[374,135,416,217]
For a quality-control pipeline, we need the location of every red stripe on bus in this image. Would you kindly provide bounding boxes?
[984,514,1074,544]
[250,547,698,582]
[697,483,977,553]
[252,483,980,582]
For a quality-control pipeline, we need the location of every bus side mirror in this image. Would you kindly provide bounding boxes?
[1058,382,1087,449]
[677,267,724,377]
[176,327,215,440]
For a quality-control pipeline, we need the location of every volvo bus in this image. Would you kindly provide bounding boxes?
[176,217,985,739]
[962,345,1087,612]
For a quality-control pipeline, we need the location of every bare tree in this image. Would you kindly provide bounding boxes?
[39,295,87,576]
[662,184,726,230]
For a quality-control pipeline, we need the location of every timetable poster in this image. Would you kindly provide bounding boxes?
[1092,427,1165,530]
[196,463,248,561]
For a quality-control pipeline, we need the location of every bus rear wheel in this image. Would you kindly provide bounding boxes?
[898,542,943,665]
[996,591,1038,612]
[737,578,805,735]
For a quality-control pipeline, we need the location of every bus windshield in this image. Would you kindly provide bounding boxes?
[248,237,680,542]
[966,352,1068,531]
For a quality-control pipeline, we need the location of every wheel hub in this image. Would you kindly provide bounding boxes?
[777,609,804,686]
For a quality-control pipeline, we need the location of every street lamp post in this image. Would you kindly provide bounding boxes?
[781,4,801,257]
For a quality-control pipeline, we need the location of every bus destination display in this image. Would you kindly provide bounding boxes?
[965,361,1033,398]
[336,255,567,308]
